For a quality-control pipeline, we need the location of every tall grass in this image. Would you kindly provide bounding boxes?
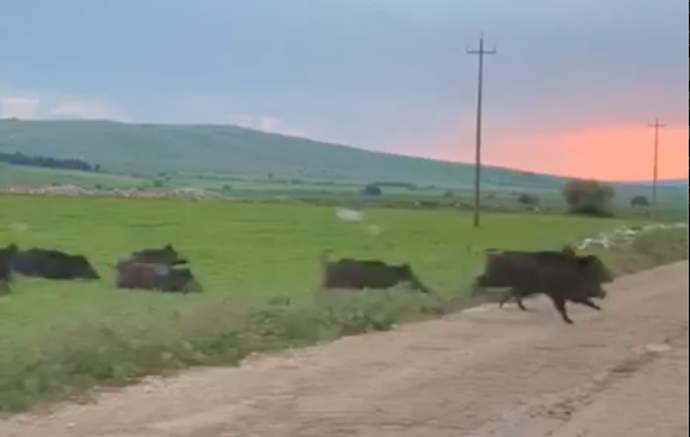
[0,291,447,411]
[594,227,688,276]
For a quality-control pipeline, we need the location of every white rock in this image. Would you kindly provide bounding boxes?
[335,208,364,223]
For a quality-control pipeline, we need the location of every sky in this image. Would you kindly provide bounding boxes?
[0,0,687,181]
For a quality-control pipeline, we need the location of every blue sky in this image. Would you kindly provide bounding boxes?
[0,0,687,178]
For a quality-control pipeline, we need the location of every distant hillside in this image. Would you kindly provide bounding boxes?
[0,119,686,195]
[0,119,569,191]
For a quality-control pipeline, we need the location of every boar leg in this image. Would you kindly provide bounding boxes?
[499,289,529,311]
[515,294,528,311]
[550,294,573,324]
[498,291,514,308]
[574,298,602,311]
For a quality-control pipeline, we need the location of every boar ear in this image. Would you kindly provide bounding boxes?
[577,257,593,270]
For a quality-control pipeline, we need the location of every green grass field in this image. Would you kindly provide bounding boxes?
[0,195,641,341]
[0,164,143,189]
[0,194,674,410]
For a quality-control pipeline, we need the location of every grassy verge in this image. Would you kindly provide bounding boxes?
[0,291,448,411]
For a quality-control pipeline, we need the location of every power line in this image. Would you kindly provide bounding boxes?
[647,118,665,211]
[466,33,496,228]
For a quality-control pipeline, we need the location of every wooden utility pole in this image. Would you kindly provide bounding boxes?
[467,34,496,228]
[648,118,665,209]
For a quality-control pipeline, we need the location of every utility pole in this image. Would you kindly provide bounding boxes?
[648,118,665,209]
[467,33,496,228]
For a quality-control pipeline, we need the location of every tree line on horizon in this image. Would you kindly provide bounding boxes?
[0,151,100,172]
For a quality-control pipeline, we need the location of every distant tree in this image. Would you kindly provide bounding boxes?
[562,179,615,216]
[362,184,382,196]
[0,151,97,172]
[630,195,650,207]
[517,193,539,206]
[443,190,454,198]
[222,184,233,192]
[152,179,165,188]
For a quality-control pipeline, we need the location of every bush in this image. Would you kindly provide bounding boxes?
[517,193,539,206]
[562,179,615,216]
[362,184,382,196]
[630,195,650,207]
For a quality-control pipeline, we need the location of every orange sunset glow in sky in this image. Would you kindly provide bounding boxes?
[483,124,689,181]
[397,122,688,182]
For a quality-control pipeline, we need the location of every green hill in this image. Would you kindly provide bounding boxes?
[0,119,687,202]
[0,119,569,191]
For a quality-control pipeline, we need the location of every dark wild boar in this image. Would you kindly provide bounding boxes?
[473,249,611,324]
[117,244,188,268]
[487,246,599,311]
[11,248,100,280]
[320,251,431,293]
[116,262,201,293]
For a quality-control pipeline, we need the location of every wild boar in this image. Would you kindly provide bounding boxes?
[11,248,100,280]
[473,249,611,324]
[320,251,431,293]
[116,262,201,293]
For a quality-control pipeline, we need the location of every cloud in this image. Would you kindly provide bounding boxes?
[0,91,130,122]
[48,99,130,121]
[0,96,39,119]
[227,113,306,137]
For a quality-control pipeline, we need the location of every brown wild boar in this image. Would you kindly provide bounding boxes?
[472,249,611,324]
[11,248,100,280]
[320,251,431,293]
[116,262,201,293]
[117,244,188,268]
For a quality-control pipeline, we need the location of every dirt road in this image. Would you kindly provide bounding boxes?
[2,262,688,437]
